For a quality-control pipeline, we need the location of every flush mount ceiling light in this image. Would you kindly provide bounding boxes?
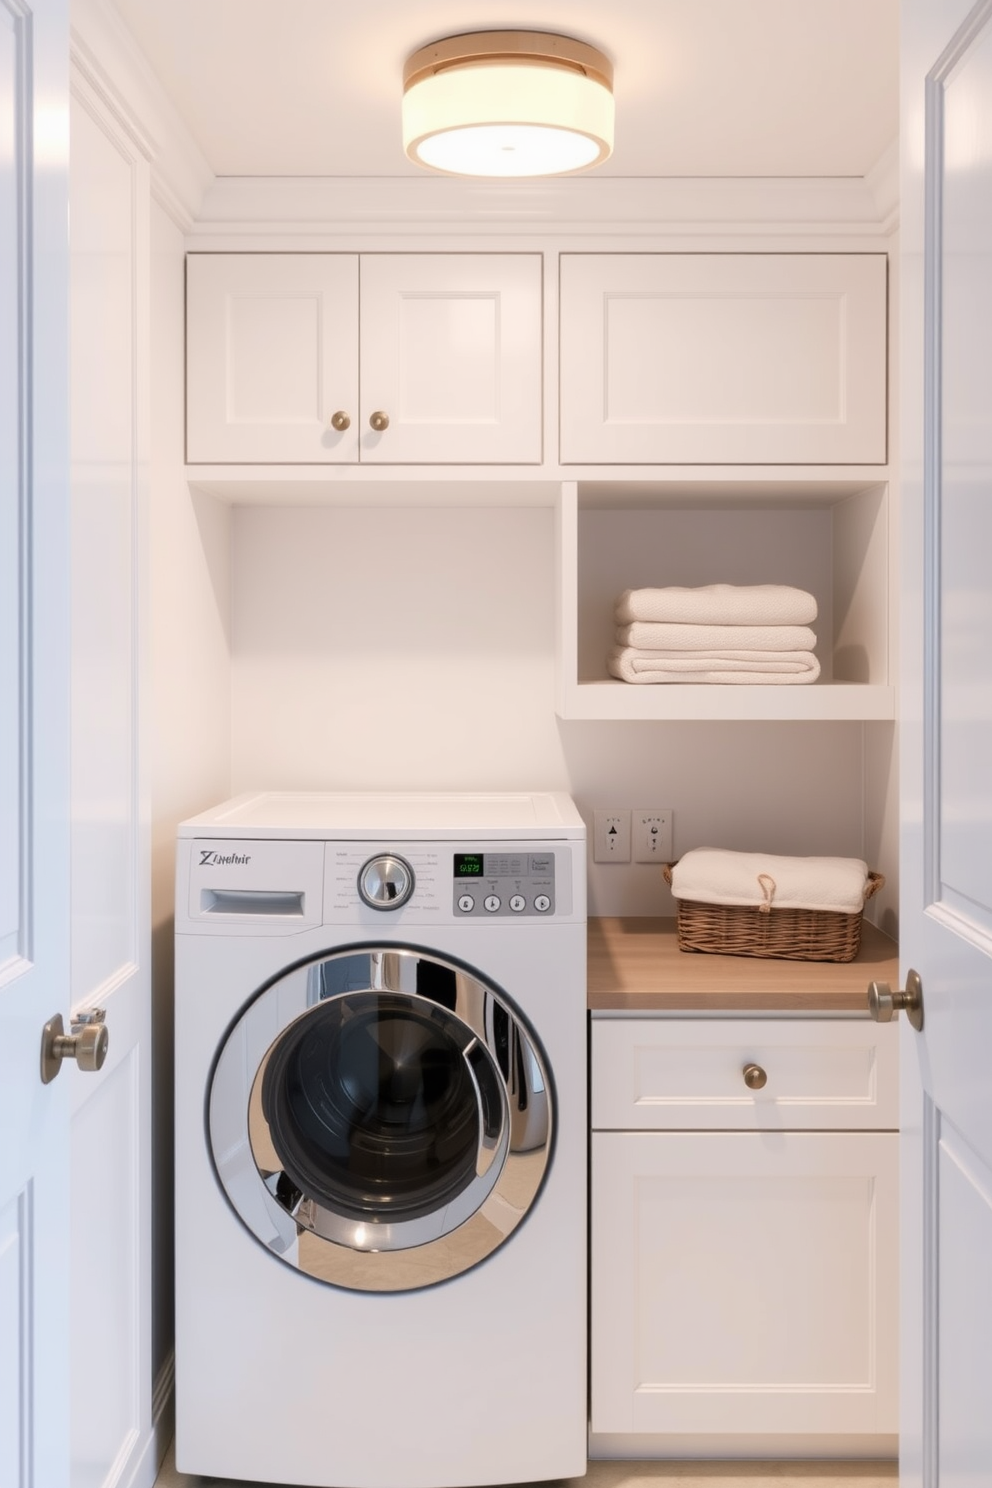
[402,30,614,178]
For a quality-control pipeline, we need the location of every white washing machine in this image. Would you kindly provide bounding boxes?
[174,791,587,1488]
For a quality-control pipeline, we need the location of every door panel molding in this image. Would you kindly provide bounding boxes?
[923,0,992,924]
[1,0,31,984]
[0,1187,32,1488]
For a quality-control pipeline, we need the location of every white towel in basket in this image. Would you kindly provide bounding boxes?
[615,584,818,627]
[670,848,871,915]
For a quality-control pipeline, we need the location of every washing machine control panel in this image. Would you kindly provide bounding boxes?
[452,852,556,918]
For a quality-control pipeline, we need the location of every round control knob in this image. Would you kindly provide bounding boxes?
[534,894,551,913]
[509,894,526,913]
[457,894,475,913]
[358,854,415,911]
[484,895,501,913]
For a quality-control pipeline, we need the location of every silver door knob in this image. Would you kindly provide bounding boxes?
[368,411,389,432]
[40,1009,109,1085]
[867,969,924,1031]
[330,410,351,431]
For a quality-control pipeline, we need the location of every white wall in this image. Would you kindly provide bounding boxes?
[229,504,882,917]
[148,201,231,1380]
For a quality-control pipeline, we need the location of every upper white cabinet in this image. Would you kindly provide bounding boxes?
[559,254,888,465]
[186,253,543,465]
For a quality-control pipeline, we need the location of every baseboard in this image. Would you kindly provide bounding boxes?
[118,1351,175,1488]
[150,1349,176,1475]
[589,1431,899,1461]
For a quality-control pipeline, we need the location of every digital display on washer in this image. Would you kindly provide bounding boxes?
[454,853,484,877]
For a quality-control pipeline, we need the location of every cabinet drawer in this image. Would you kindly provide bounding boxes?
[591,1018,898,1130]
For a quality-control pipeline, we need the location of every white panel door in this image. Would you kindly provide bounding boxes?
[559,254,888,464]
[359,254,543,463]
[0,2,72,1485]
[68,75,153,1488]
[591,1131,899,1436]
[900,1,992,1484]
[185,253,360,462]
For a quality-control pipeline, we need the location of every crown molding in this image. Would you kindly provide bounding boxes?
[185,172,896,247]
[865,137,900,232]
[70,0,213,230]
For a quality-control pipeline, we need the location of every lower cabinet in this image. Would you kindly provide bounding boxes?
[590,1017,899,1442]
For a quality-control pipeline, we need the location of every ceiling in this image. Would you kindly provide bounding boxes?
[109,0,899,182]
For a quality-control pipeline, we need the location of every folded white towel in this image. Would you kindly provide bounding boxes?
[616,622,817,652]
[608,647,821,685]
[615,584,818,626]
[671,848,870,914]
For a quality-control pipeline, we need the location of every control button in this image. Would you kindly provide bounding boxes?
[534,894,551,913]
[509,894,526,913]
[484,895,501,913]
[457,894,475,913]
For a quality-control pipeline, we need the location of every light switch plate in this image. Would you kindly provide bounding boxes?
[632,808,673,863]
[593,810,631,863]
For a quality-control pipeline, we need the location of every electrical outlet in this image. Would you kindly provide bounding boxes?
[632,808,673,864]
[593,810,631,863]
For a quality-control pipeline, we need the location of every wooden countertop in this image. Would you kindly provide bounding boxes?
[588,917,899,1012]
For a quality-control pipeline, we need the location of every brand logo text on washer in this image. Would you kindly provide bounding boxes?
[199,850,252,866]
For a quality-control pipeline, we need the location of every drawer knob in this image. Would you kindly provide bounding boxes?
[369,410,390,432]
[330,410,351,431]
[742,1063,767,1090]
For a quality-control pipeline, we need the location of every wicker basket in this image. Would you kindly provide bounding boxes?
[662,863,884,962]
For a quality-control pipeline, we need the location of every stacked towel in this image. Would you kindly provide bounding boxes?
[608,584,820,685]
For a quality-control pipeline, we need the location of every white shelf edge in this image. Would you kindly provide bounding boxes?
[184,468,562,507]
[183,466,893,509]
[557,680,896,722]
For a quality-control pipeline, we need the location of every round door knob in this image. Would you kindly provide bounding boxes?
[368,411,390,432]
[40,1011,109,1085]
[358,854,415,910]
[330,410,351,431]
[742,1063,767,1090]
[868,969,924,1031]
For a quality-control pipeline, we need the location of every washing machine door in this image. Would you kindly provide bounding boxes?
[207,946,553,1291]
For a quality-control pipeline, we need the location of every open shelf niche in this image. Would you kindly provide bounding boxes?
[555,477,895,721]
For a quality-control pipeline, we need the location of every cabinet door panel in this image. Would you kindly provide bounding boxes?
[186,254,359,462]
[591,1130,898,1436]
[359,254,542,463]
[560,254,887,464]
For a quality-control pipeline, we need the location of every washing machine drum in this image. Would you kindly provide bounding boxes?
[208,946,553,1292]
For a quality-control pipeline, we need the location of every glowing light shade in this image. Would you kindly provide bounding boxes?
[402,31,614,178]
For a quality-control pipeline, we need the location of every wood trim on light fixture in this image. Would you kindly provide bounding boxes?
[403,30,614,94]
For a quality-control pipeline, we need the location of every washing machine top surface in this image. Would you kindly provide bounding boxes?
[178,790,584,840]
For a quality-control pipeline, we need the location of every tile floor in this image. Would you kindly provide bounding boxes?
[154,1440,899,1488]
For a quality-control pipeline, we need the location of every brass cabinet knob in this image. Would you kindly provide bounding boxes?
[868,969,924,1031]
[40,1009,109,1085]
[742,1063,767,1090]
[330,410,351,431]
[369,411,390,432]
